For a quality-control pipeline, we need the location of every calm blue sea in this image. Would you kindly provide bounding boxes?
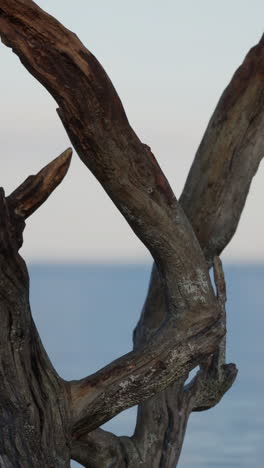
[28,263,264,468]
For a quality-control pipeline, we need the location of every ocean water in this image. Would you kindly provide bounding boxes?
[28,264,264,468]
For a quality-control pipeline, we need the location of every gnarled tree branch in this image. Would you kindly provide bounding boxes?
[181,33,264,265]
[131,34,263,467]
[7,148,72,219]
[0,2,263,467]
[0,0,224,441]
[0,151,73,466]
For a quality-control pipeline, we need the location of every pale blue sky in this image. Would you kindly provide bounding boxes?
[0,1,263,262]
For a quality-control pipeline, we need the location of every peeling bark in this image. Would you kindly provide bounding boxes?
[0,1,263,467]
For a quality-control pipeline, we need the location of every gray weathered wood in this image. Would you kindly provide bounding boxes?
[0,1,263,467]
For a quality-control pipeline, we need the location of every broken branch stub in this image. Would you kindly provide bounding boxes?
[7,147,72,219]
[2,147,72,250]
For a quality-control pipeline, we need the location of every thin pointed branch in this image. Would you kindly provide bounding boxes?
[211,256,227,372]
[198,256,227,377]
[7,148,72,219]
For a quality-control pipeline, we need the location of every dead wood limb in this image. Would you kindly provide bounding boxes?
[0,0,224,440]
[0,1,215,315]
[7,148,72,219]
[0,2,262,467]
[2,148,72,250]
[181,33,264,265]
[132,34,264,466]
[0,192,71,466]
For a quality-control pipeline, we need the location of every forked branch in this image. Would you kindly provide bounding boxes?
[130,34,263,467]
[0,2,262,468]
[0,1,224,439]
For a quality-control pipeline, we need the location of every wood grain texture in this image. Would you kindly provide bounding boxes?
[0,2,263,467]
[0,0,223,437]
[0,189,71,467]
[7,148,72,219]
[181,33,264,264]
[131,34,263,468]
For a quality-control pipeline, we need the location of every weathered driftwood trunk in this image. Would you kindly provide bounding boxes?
[0,153,72,466]
[0,1,263,466]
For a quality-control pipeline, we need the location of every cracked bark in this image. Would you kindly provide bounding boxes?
[0,151,72,467]
[0,1,263,467]
[131,36,263,467]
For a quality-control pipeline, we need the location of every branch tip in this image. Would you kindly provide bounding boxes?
[7,147,73,219]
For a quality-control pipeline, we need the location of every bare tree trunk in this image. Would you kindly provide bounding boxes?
[0,1,263,467]
[0,153,72,467]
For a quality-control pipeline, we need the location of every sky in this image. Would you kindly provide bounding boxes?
[0,1,263,263]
